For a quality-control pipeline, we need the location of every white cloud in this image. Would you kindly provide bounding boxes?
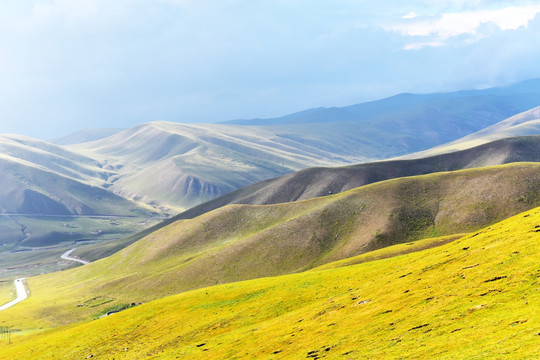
[403,40,445,50]
[388,5,540,49]
[402,11,418,19]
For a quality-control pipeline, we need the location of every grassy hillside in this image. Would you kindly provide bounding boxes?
[163,135,540,223]
[2,163,539,330]
[0,281,13,305]
[1,206,538,359]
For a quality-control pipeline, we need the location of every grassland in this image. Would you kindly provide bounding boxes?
[0,162,539,331]
[0,205,538,359]
[311,233,468,271]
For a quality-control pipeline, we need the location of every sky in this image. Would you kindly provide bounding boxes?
[1,0,540,139]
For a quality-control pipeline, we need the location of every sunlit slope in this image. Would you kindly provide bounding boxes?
[0,134,155,216]
[2,207,539,359]
[3,163,539,329]
[173,135,540,221]
[71,122,362,211]
[405,106,540,158]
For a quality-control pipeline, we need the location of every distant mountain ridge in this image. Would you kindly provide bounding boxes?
[66,79,540,211]
[224,78,540,127]
[2,79,540,215]
[403,106,540,158]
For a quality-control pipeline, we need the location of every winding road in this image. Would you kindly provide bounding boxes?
[0,278,29,311]
[61,248,90,265]
[0,249,91,311]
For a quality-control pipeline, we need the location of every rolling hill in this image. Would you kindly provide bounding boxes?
[0,135,153,216]
[158,135,540,223]
[2,162,539,330]
[1,204,538,359]
[70,121,366,211]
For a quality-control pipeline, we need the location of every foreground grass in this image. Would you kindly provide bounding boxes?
[1,207,539,359]
[312,233,467,271]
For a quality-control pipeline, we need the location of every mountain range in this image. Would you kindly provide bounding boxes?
[1,78,539,216]
[0,79,539,359]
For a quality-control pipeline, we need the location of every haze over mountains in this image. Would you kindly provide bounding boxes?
[404,105,540,158]
[0,80,537,217]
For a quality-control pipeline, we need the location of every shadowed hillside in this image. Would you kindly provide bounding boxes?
[1,206,539,359]
[166,135,540,222]
[3,163,539,329]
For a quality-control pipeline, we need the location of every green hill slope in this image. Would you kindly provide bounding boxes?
[2,163,539,329]
[1,205,538,359]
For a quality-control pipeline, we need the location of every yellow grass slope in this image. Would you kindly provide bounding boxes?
[1,207,539,359]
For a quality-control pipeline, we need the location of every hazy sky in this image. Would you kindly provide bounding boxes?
[1,0,540,139]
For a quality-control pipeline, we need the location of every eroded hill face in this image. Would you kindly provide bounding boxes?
[64,79,540,212]
[2,205,539,359]
[3,80,540,215]
[68,121,368,211]
[166,135,540,223]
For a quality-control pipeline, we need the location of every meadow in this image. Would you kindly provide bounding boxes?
[0,206,538,359]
